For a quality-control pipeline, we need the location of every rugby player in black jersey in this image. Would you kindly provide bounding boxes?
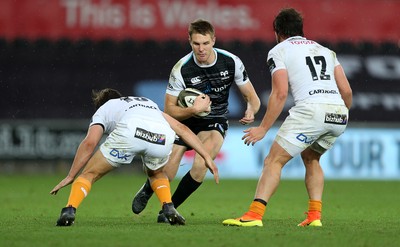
[132,19,260,223]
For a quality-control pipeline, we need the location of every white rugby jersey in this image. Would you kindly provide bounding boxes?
[267,36,345,105]
[90,96,163,134]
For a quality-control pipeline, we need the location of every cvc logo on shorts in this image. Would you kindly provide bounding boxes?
[109,148,131,160]
[296,133,315,144]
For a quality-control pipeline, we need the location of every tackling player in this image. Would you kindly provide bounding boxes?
[50,88,218,226]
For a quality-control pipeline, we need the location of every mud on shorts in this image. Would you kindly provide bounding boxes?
[276,103,349,157]
[174,117,229,150]
[100,116,176,171]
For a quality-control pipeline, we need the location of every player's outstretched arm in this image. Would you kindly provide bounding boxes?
[50,125,104,195]
[162,112,219,184]
[242,70,288,146]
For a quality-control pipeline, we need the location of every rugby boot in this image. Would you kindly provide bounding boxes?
[56,206,76,226]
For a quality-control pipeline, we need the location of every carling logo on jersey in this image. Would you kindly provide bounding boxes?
[134,127,166,145]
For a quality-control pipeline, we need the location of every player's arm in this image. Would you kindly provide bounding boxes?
[334,65,352,109]
[50,125,104,195]
[166,63,211,120]
[162,112,219,184]
[164,93,210,121]
[242,69,288,146]
[237,81,261,125]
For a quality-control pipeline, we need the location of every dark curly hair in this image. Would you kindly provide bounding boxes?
[273,8,304,38]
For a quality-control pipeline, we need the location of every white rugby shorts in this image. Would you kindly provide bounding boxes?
[276,102,348,157]
[100,116,176,170]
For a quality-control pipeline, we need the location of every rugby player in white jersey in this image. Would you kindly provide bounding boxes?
[50,88,219,226]
[131,19,260,223]
[222,8,352,227]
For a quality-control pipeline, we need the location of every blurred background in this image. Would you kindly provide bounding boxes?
[1,0,399,179]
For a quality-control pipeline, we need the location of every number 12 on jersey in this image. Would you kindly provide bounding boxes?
[305,56,331,81]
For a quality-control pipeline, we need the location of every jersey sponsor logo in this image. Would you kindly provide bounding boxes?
[296,133,315,144]
[109,148,131,160]
[267,58,276,72]
[220,70,229,79]
[134,127,166,145]
[289,40,316,45]
[191,76,201,84]
[308,89,339,95]
[324,113,348,125]
[128,103,157,110]
[212,83,229,92]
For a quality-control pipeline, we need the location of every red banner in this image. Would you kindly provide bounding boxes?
[0,0,399,42]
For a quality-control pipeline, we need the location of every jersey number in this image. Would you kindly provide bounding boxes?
[305,56,331,81]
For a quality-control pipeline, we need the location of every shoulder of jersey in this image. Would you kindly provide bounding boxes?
[215,48,237,59]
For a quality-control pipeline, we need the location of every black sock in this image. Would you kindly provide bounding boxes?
[171,171,202,209]
[144,178,154,194]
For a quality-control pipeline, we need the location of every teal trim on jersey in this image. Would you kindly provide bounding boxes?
[214,48,235,59]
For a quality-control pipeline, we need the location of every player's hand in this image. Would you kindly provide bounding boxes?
[193,94,211,114]
[242,126,267,146]
[204,158,219,184]
[239,109,255,125]
[50,176,74,195]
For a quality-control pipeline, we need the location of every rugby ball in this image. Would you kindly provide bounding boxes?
[177,88,210,117]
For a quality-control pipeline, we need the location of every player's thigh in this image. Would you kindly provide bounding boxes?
[190,130,223,178]
[197,130,224,158]
[81,150,114,183]
[277,104,319,157]
[160,144,187,180]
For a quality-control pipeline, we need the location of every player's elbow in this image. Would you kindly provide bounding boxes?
[81,138,98,151]
[275,90,288,102]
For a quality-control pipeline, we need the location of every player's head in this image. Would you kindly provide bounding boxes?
[91,88,122,109]
[188,19,215,39]
[273,8,304,42]
[188,19,216,65]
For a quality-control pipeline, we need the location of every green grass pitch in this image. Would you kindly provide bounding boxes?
[1,174,399,247]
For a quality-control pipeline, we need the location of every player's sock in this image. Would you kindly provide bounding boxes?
[307,199,322,220]
[151,178,172,205]
[243,199,267,220]
[171,171,202,208]
[308,199,322,212]
[66,177,92,208]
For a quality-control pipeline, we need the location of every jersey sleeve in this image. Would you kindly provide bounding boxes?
[166,60,186,97]
[333,51,340,67]
[233,55,250,86]
[267,46,287,75]
[89,107,106,130]
[89,101,116,134]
